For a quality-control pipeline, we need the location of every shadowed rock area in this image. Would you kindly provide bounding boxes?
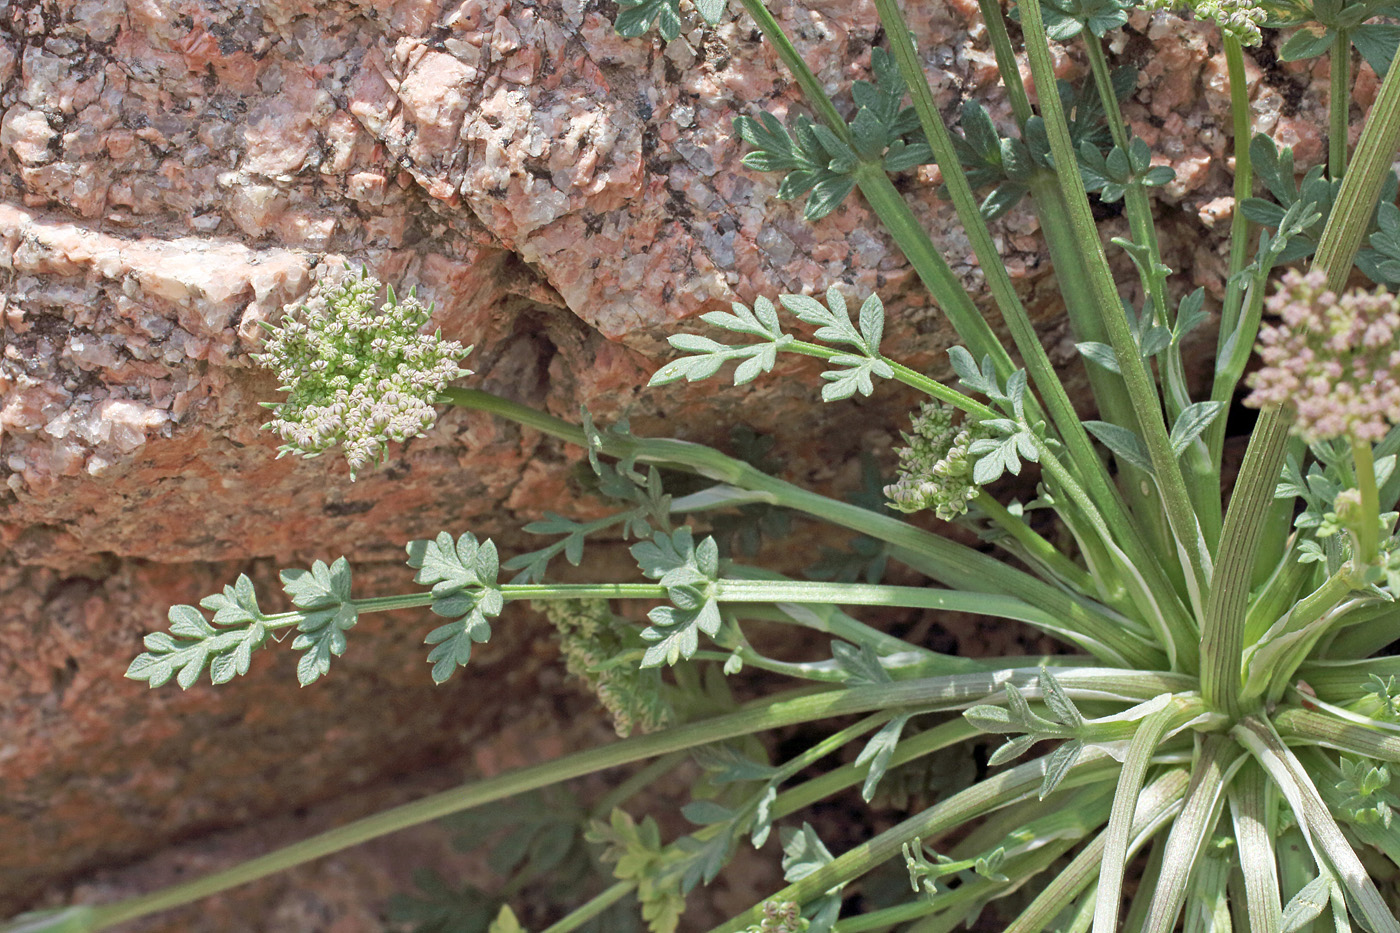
[0,0,1347,926]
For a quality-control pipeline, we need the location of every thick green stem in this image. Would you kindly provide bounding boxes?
[1140,735,1240,932]
[1274,707,1400,763]
[1201,408,1293,716]
[1016,0,1210,603]
[1091,701,1182,932]
[1227,763,1283,933]
[1353,437,1380,564]
[1331,30,1351,178]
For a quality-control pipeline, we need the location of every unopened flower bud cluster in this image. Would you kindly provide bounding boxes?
[1140,0,1264,45]
[541,599,673,737]
[884,401,990,520]
[743,901,809,933]
[254,267,470,477]
[1245,269,1400,443]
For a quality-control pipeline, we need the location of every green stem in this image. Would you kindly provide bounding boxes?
[733,0,1016,381]
[1234,716,1400,933]
[1082,37,1169,331]
[1212,258,1272,419]
[1201,408,1294,716]
[590,753,688,819]
[538,881,635,933]
[733,0,848,138]
[534,879,635,930]
[769,719,980,819]
[706,748,1126,933]
[1243,536,1311,644]
[1092,701,1182,932]
[1027,174,1181,584]
[1331,29,1351,179]
[713,580,1053,621]
[849,164,1019,380]
[833,836,1079,932]
[1038,440,1195,670]
[784,339,997,419]
[1313,34,1400,285]
[1206,35,1256,472]
[1016,0,1210,603]
[721,572,936,659]
[973,0,1033,126]
[690,648,846,682]
[1249,568,1367,703]
[1082,35,1222,549]
[79,664,1159,924]
[514,580,1052,626]
[973,490,1100,595]
[1227,762,1283,933]
[82,670,1185,931]
[442,388,1161,668]
[1315,601,1400,658]
[1008,771,1190,933]
[872,0,1190,625]
[1353,436,1380,564]
[1274,707,1400,763]
[1139,735,1241,932]
[861,14,1078,440]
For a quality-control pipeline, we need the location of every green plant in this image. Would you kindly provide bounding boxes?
[16,0,1400,927]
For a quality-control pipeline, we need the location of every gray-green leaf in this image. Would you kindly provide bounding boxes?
[1083,420,1155,475]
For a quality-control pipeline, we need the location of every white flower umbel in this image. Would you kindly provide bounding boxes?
[884,401,990,521]
[254,266,471,478]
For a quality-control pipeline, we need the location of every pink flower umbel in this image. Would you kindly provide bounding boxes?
[1245,269,1400,443]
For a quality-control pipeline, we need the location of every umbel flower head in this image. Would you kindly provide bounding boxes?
[254,266,471,478]
[884,401,990,521]
[1140,0,1264,45]
[1245,268,1400,443]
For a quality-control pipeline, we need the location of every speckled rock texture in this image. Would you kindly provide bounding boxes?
[0,0,1348,926]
